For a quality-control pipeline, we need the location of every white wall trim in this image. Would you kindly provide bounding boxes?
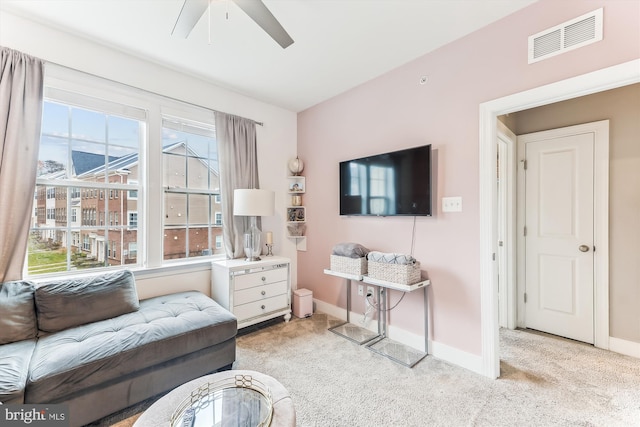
[609,337,640,359]
[314,299,483,374]
[497,121,517,330]
[430,341,484,375]
[479,59,640,379]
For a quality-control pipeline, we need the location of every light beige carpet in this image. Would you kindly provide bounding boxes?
[91,313,640,426]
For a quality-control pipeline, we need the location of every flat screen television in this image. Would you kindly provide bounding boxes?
[340,144,432,216]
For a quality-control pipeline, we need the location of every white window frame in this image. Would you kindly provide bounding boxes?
[24,64,226,278]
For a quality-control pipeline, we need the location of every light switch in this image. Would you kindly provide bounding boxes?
[442,197,463,212]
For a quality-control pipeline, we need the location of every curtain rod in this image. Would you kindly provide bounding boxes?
[46,61,264,127]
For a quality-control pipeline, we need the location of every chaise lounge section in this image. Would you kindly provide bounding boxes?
[0,270,237,426]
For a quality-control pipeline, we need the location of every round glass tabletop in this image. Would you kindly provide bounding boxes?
[170,374,273,427]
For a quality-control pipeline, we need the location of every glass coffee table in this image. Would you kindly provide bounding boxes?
[170,374,273,427]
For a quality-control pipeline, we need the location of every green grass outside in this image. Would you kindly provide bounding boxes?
[28,250,68,274]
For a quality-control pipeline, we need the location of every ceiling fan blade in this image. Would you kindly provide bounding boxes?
[232,0,294,49]
[172,0,209,38]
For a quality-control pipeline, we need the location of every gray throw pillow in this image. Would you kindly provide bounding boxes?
[35,270,140,332]
[0,281,37,344]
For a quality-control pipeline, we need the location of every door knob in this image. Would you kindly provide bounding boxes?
[579,245,590,252]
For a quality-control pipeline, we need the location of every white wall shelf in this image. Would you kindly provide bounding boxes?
[286,176,306,250]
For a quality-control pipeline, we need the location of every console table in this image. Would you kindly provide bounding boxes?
[323,269,430,368]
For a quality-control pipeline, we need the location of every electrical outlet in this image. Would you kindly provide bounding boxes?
[366,286,374,297]
[357,285,364,296]
[442,196,463,212]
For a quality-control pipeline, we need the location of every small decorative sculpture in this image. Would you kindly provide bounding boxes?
[288,156,304,176]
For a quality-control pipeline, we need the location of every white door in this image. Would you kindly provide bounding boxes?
[521,128,595,343]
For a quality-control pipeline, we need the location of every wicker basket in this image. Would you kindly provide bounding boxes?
[330,255,368,275]
[367,261,421,285]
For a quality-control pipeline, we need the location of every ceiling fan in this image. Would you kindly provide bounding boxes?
[172,0,294,49]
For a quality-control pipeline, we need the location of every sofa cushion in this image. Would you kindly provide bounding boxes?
[26,291,237,403]
[0,339,36,403]
[0,280,37,344]
[35,270,140,333]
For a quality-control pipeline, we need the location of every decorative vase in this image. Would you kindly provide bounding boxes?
[291,195,302,206]
[288,157,304,176]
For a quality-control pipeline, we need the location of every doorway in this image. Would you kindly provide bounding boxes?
[478,59,640,379]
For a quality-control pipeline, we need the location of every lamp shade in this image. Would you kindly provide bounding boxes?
[233,189,275,216]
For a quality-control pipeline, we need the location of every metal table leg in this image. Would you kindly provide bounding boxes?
[329,278,379,345]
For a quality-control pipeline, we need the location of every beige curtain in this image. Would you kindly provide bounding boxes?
[215,112,259,259]
[0,47,44,282]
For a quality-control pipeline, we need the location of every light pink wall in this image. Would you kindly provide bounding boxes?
[297,0,640,355]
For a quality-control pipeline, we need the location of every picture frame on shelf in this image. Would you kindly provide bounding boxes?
[288,177,305,193]
[287,207,305,222]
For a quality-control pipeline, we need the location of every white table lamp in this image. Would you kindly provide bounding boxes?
[233,189,275,261]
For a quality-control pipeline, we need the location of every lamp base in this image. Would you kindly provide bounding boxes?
[243,218,262,261]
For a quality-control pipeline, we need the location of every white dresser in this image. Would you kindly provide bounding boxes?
[211,256,291,328]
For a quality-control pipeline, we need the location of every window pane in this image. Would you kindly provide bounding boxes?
[164,228,186,260]
[30,99,142,277]
[108,116,140,149]
[38,135,69,178]
[27,231,68,275]
[165,194,187,226]
[163,152,186,188]
[72,140,108,179]
[41,102,69,137]
[108,145,137,164]
[71,108,105,143]
[188,194,210,226]
[187,156,211,191]
[162,119,218,262]
[189,227,210,258]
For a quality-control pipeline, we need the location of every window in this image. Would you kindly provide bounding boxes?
[128,180,138,199]
[129,211,138,227]
[162,117,222,260]
[28,96,142,276]
[128,242,137,259]
[25,67,226,278]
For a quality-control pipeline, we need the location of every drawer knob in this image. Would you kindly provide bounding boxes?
[261,305,266,310]
[261,290,266,296]
[261,276,266,281]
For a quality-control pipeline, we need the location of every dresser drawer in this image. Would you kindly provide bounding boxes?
[234,267,288,291]
[234,281,288,306]
[234,294,289,322]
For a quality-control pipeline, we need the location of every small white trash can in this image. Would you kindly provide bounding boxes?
[293,288,313,318]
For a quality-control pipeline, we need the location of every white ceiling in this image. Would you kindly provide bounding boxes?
[1,0,537,112]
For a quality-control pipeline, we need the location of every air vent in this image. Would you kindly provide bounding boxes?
[528,8,603,64]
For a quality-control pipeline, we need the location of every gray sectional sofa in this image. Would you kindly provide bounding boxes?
[0,270,237,426]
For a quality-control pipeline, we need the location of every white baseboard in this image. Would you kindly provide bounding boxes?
[313,299,483,374]
[430,340,483,375]
[609,336,640,358]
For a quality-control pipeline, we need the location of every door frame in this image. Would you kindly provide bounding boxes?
[497,122,517,330]
[478,58,640,379]
[516,120,609,340]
